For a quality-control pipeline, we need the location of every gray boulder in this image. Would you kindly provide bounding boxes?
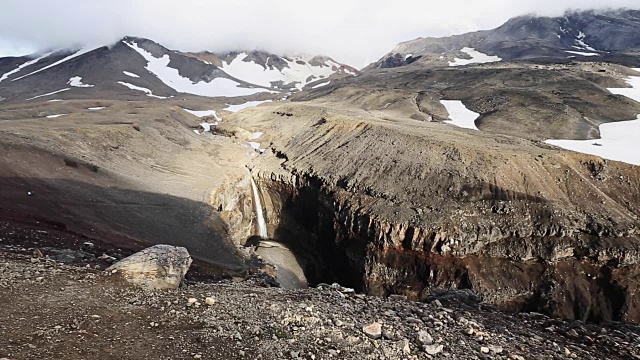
[108,245,192,289]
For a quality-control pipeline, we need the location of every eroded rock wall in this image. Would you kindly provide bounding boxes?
[217,102,640,323]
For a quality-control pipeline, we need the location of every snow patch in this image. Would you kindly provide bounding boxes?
[343,68,357,76]
[440,100,480,131]
[200,122,217,132]
[312,81,331,89]
[123,71,140,78]
[26,88,70,101]
[250,131,263,140]
[248,142,265,153]
[546,68,640,166]
[183,109,221,121]
[47,99,64,102]
[68,76,94,88]
[46,114,66,118]
[124,41,268,97]
[0,52,52,83]
[449,48,501,67]
[117,81,167,99]
[565,51,599,57]
[88,107,106,110]
[545,115,640,166]
[607,69,640,102]
[576,31,597,51]
[224,100,272,113]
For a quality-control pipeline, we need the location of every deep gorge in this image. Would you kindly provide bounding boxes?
[212,168,640,323]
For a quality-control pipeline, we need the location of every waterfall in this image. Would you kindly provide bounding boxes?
[250,176,268,238]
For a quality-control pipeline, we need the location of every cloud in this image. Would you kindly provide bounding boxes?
[1,0,639,67]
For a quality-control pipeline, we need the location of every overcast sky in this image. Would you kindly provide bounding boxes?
[1,0,639,67]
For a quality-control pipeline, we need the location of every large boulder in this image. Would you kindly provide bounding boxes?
[108,245,192,289]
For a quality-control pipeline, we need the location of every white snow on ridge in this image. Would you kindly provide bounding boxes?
[46,114,66,118]
[566,51,599,57]
[312,81,331,89]
[343,68,357,76]
[545,116,640,166]
[123,71,140,78]
[224,100,272,113]
[26,88,70,101]
[117,81,167,99]
[440,100,480,131]
[0,52,52,83]
[13,47,99,81]
[449,48,501,67]
[220,52,339,90]
[124,41,268,97]
[68,76,94,88]
[607,69,640,102]
[576,31,597,52]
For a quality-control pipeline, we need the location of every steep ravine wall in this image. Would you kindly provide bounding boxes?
[214,168,640,323]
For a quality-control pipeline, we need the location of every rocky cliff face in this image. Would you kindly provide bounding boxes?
[215,101,640,323]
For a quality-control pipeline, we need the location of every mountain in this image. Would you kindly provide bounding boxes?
[0,36,358,104]
[188,51,357,91]
[368,9,640,69]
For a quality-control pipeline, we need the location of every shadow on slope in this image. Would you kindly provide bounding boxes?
[0,176,246,272]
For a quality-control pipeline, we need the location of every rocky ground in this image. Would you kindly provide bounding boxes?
[2,243,640,360]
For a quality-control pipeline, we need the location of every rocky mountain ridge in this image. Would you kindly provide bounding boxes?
[0,36,357,104]
[368,9,640,70]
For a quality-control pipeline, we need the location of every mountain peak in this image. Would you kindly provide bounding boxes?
[368,8,640,70]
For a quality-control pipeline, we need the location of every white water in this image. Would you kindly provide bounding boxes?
[250,177,268,238]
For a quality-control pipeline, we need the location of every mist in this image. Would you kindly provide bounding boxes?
[1,0,639,67]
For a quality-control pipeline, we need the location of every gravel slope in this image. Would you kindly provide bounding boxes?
[1,244,639,360]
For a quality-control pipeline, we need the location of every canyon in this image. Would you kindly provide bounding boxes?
[212,95,640,323]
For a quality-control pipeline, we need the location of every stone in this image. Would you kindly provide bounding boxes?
[417,330,433,345]
[399,339,411,354]
[363,322,382,339]
[205,297,216,306]
[389,294,408,302]
[424,344,443,355]
[107,245,192,290]
[480,346,490,354]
